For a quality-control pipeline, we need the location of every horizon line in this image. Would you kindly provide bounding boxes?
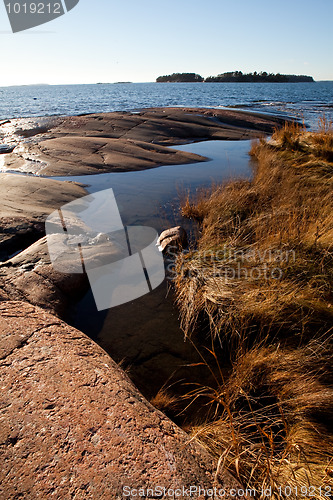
[1,80,333,88]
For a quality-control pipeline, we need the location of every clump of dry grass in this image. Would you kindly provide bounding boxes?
[150,387,180,416]
[181,186,213,220]
[187,340,333,499]
[270,116,333,162]
[271,121,306,151]
[175,122,333,341]
[173,121,333,495]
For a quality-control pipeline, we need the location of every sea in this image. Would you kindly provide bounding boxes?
[0,81,332,129]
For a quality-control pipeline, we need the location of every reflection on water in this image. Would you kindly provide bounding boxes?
[65,140,253,397]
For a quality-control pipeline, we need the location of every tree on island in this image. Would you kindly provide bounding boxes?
[156,73,204,83]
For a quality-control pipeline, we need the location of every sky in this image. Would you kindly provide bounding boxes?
[0,0,332,86]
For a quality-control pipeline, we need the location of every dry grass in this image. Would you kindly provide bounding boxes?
[269,116,333,162]
[173,121,333,495]
[184,340,333,499]
[150,387,180,416]
[175,123,333,341]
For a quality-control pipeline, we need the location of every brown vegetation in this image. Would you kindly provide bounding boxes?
[174,121,333,497]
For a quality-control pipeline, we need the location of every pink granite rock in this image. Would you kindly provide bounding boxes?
[0,301,242,499]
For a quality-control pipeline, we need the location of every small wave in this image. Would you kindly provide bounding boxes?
[225,104,255,109]
[260,101,295,107]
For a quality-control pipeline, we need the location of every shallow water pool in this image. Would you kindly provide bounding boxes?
[52,139,253,233]
[60,139,253,397]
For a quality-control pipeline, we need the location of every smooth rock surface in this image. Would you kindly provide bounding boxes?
[0,237,89,316]
[0,174,87,261]
[0,301,242,499]
[2,107,287,176]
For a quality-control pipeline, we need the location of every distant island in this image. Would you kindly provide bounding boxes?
[156,71,314,83]
[205,71,314,82]
[156,73,204,83]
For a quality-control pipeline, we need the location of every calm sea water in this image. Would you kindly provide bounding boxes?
[0,82,332,129]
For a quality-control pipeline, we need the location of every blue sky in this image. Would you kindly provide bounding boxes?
[0,0,332,85]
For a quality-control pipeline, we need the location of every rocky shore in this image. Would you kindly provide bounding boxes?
[0,108,288,497]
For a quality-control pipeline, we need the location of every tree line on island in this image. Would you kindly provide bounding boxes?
[156,71,314,83]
